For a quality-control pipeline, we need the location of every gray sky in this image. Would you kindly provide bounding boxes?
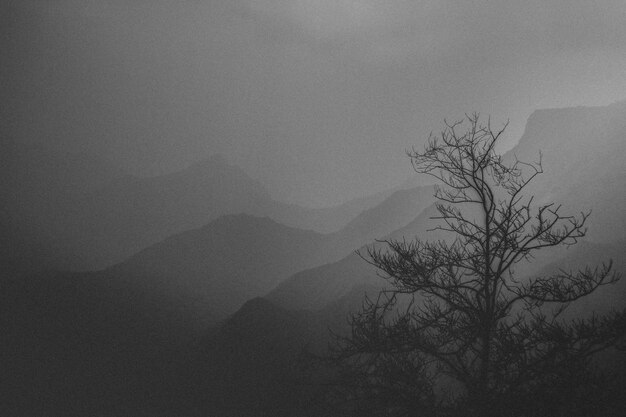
[4,0,626,207]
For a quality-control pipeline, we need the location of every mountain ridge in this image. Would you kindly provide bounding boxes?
[267,100,626,314]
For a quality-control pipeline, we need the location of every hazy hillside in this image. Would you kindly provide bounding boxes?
[34,154,272,271]
[0,181,437,414]
[102,214,340,324]
[268,186,402,234]
[509,101,626,185]
[7,1,626,414]
[1,214,338,415]
[267,203,439,311]
[283,185,437,310]
[504,100,626,242]
[1,150,402,274]
[195,297,326,416]
[336,185,436,245]
[4,102,626,416]
[1,152,270,272]
[197,237,626,416]
[78,184,436,326]
[196,287,386,416]
[204,102,626,415]
[269,102,626,313]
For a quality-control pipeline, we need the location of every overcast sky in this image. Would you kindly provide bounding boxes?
[4,0,626,207]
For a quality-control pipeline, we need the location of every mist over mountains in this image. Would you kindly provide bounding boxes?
[506,101,626,242]
[0,149,400,275]
[2,101,626,416]
[202,102,626,415]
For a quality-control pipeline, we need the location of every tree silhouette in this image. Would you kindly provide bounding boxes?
[329,114,626,416]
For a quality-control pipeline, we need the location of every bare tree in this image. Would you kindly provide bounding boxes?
[330,114,626,416]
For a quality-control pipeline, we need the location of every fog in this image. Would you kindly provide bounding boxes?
[3,2,626,415]
[3,0,626,206]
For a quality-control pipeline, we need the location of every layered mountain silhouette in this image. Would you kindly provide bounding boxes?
[1,183,435,415]
[100,214,337,325]
[269,101,626,313]
[56,154,272,270]
[1,150,402,274]
[196,239,626,416]
[267,202,441,311]
[11,182,436,330]
[198,102,626,415]
[4,101,626,416]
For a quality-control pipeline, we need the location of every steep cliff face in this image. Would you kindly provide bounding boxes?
[505,101,626,242]
[509,101,626,183]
